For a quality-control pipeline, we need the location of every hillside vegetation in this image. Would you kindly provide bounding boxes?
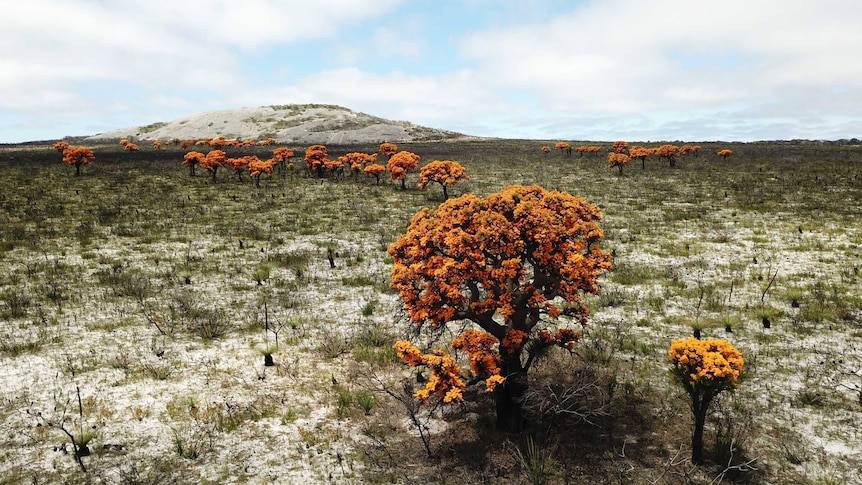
[85,104,466,145]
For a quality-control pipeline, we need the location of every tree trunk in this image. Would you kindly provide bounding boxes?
[75,163,81,176]
[211,168,218,182]
[617,165,623,175]
[189,164,196,176]
[691,392,714,464]
[400,178,406,190]
[442,185,449,199]
[494,361,528,432]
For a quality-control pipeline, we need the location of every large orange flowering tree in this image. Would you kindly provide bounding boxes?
[389,185,612,430]
[417,160,469,199]
[669,337,744,464]
[654,144,680,167]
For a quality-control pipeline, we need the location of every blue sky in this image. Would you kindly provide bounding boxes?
[2,0,862,143]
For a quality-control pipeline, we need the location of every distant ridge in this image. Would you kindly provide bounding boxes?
[85,104,466,144]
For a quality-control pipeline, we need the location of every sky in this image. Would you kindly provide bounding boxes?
[3,0,862,143]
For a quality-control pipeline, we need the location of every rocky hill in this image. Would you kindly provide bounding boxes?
[86,104,466,144]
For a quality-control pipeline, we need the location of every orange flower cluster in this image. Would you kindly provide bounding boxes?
[394,341,465,403]
[612,141,630,153]
[717,149,733,159]
[52,141,70,152]
[153,140,165,150]
[669,337,743,392]
[388,185,612,335]
[379,142,398,158]
[260,137,277,146]
[199,150,227,181]
[452,329,502,378]
[536,328,581,351]
[541,145,551,154]
[555,142,570,151]
[500,329,528,354]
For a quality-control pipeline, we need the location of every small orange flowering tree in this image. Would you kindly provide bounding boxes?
[62,147,95,176]
[304,144,329,178]
[608,152,631,175]
[200,150,226,182]
[180,139,197,149]
[629,146,653,170]
[717,149,733,160]
[363,163,387,185]
[387,150,420,190]
[249,157,276,187]
[379,142,398,159]
[654,144,680,167]
[575,145,588,157]
[260,137,276,146]
[153,140,165,151]
[271,147,294,173]
[226,156,252,181]
[53,141,70,152]
[554,142,570,156]
[183,151,205,176]
[124,142,139,152]
[339,152,378,181]
[586,146,602,156]
[389,185,612,430]
[669,337,743,464]
[541,145,551,155]
[417,160,469,199]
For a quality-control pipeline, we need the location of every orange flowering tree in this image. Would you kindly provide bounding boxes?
[271,147,295,173]
[387,150,421,190]
[575,145,588,157]
[586,146,602,156]
[304,145,329,178]
[260,137,276,146]
[690,145,702,157]
[417,160,470,199]
[339,152,378,181]
[717,149,733,160]
[249,158,276,187]
[363,163,387,185]
[654,144,680,167]
[153,140,165,151]
[541,145,551,155]
[554,142,571,156]
[123,142,139,152]
[200,150,226,182]
[669,337,744,464]
[226,156,252,181]
[629,146,653,170]
[608,152,631,175]
[62,147,95,176]
[53,141,70,152]
[180,139,197,149]
[389,185,612,430]
[379,142,398,159]
[183,151,205,176]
